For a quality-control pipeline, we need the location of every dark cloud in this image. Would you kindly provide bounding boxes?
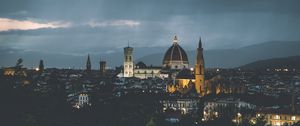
[0,0,300,56]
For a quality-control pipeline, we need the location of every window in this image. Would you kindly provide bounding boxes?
[291,116,296,120]
[275,115,280,119]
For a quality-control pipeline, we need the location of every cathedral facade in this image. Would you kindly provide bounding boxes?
[165,36,206,96]
[122,45,167,79]
[120,35,245,96]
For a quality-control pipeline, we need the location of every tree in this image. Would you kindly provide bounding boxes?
[146,118,156,126]
[292,121,300,126]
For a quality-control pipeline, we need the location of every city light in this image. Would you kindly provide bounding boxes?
[1,1,299,126]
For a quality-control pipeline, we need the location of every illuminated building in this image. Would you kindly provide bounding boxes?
[161,98,200,115]
[162,35,189,70]
[256,111,300,126]
[74,93,91,108]
[3,58,27,77]
[79,93,90,106]
[133,61,166,79]
[167,69,195,94]
[203,98,256,121]
[195,37,205,95]
[121,46,168,79]
[123,45,134,77]
[166,37,245,96]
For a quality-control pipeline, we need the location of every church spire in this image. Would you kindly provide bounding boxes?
[195,36,205,96]
[198,37,202,48]
[173,35,178,44]
[86,54,91,71]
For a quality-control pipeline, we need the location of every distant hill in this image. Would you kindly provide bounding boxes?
[0,47,167,69]
[1,41,300,68]
[136,41,300,68]
[239,56,300,70]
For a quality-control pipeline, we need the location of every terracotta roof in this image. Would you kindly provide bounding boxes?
[163,42,189,64]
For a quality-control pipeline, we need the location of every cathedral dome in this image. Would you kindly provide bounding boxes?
[162,35,189,69]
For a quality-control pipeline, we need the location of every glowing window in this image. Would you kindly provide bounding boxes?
[274,115,280,119]
[291,116,296,121]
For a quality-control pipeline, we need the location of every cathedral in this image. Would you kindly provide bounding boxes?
[165,36,206,96]
[122,35,245,96]
[164,35,245,96]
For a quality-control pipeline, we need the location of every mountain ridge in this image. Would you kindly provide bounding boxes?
[239,55,300,70]
[0,41,299,69]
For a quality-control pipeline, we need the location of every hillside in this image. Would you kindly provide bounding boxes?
[1,41,300,68]
[239,56,300,70]
[136,41,300,68]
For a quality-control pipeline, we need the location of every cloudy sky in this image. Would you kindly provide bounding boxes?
[0,0,300,56]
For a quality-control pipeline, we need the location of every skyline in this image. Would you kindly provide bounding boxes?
[1,1,300,126]
[0,0,300,56]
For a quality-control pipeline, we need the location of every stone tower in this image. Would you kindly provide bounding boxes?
[124,45,134,77]
[86,54,91,72]
[195,37,205,96]
[39,60,44,72]
[100,60,106,76]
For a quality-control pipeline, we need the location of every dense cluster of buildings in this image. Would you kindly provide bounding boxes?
[1,35,300,125]
[120,35,245,97]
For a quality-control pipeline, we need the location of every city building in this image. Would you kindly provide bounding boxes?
[3,58,27,77]
[74,93,91,108]
[100,60,106,76]
[256,109,300,126]
[133,61,165,79]
[165,36,245,96]
[161,98,200,115]
[203,98,256,121]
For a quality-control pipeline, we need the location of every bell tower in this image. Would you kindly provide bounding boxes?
[195,37,205,96]
[124,44,134,77]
